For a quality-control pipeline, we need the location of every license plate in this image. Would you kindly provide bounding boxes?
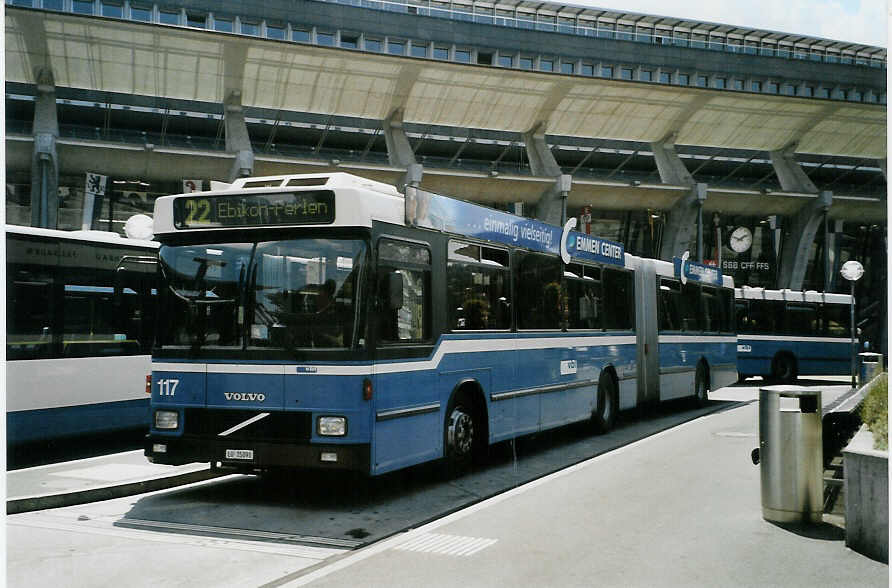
[225,449,254,460]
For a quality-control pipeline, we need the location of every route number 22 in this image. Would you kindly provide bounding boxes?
[184,198,211,224]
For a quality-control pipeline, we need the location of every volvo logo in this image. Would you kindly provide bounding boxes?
[224,393,266,402]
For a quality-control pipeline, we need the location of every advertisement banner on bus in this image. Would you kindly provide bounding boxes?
[406,187,625,267]
[406,187,560,254]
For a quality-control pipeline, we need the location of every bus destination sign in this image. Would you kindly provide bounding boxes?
[173,191,335,229]
[673,251,723,286]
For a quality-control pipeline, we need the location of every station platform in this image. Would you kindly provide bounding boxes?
[6,450,219,514]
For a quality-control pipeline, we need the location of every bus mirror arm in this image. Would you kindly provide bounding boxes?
[387,272,404,310]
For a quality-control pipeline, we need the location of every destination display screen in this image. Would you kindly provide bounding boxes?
[173,191,335,229]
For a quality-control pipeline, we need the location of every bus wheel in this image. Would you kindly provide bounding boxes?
[772,354,797,384]
[444,397,476,473]
[593,372,617,433]
[694,362,709,406]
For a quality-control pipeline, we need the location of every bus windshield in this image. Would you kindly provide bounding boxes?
[158,237,368,354]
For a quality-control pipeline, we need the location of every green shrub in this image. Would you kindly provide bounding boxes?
[860,372,888,451]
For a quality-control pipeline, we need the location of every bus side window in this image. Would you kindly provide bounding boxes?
[658,279,680,332]
[785,303,817,336]
[735,301,748,333]
[680,283,701,332]
[821,303,850,336]
[565,264,601,330]
[516,252,563,330]
[702,286,729,333]
[721,289,734,332]
[603,269,633,331]
[8,276,56,359]
[748,300,778,334]
[447,241,510,331]
[377,240,431,344]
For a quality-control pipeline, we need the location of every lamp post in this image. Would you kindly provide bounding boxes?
[840,260,864,388]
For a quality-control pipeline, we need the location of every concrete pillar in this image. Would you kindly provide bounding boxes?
[660,183,707,261]
[651,134,707,261]
[826,218,845,292]
[523,123,571,225]
[770,143,818,193]
[224,92,254,182]
[31,70,60,229]
[651,134,693,185]
[777,191,832,290]
[383,108,423,192]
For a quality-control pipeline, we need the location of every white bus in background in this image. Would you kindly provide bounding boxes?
[6,225,158,445]
[735,287,853,383]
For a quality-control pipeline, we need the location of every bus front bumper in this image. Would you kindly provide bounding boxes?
[144,435,370,473]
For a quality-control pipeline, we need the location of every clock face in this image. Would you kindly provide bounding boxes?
[729,226,753,253]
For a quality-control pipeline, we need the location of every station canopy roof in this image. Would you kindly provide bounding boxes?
[5,8,887,159]
[477,0,885,60]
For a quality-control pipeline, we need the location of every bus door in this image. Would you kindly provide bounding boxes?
[634,260,660,405]
[115,255,158,354]
[372,239,440,474]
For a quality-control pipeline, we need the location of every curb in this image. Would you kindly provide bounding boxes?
[7,469,225,515]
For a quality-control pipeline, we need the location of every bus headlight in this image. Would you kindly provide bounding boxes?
[154,410,179,430]
[318,416,347,436]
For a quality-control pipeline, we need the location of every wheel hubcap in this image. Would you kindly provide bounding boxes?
[448,408,474,456]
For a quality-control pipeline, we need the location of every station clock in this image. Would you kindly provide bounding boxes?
[729,226,753,253]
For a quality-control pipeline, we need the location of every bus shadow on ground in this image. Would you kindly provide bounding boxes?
[737,376,852,388]
[118,399,739,547]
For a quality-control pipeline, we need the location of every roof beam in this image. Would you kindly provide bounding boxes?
[448,135,473,167]
[718,153,759,184]
[605,150,638,179]
[570,143,600,174]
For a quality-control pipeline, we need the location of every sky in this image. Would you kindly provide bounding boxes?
[568,0,887,47]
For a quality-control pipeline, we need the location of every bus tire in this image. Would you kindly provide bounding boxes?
[593,371,617,433]
[444,393,480,474]
[694,362,709,407]
[772,353,797,384]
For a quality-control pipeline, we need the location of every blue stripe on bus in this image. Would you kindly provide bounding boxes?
[7,398,149,444]
[151,328,735,475]
[736,337,850,376]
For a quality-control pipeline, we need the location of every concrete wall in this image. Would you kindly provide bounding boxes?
[843,425,889,563]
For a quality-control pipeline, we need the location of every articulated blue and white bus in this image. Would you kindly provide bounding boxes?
[6,225,158,444]
[735,287,853,383]
[144,173,736,475]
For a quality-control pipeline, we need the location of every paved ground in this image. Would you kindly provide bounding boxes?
[290,386,887,588]
[7,378,886,587]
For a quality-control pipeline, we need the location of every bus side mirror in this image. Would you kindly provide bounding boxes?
[387,272,404,310]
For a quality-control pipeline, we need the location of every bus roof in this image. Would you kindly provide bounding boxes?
[734,286,852,304]
[5,224,159,248]
[149,171,730,288]
[152,172,404,235]
[651,257,735,289]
